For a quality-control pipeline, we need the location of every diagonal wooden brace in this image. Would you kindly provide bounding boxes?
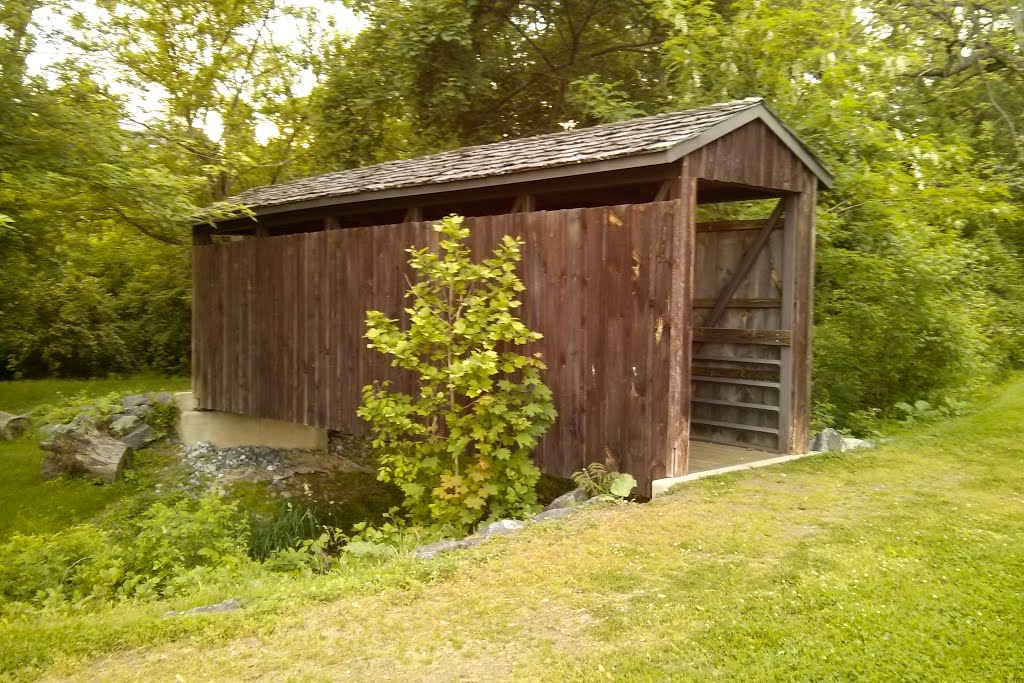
[700,199,785,331]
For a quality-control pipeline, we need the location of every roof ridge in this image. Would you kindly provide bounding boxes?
[231,98,764,201]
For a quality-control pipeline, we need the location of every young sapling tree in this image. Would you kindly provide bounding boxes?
[358,216,557,531]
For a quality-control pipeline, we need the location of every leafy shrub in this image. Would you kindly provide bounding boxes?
[121,495,249,596]
[893,397,970,427]
[571,463,637,500]
[0,493,249,608]
[358,216,557,531]
[145,400,180,439]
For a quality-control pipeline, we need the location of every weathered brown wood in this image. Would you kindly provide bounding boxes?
[686,120,805,193]
[0,412,28,440]
[402,207,423,222]
[653,179,671,202]
[325,216,341,230]
[692,328,792,346]
[690,418,780,435]
[778,177,817,453]
[691,397,780,412]
[511,194,536,213]
[700,201,784,329]
[692,375,781,389]
[192,201,685,495]
[40,425,132,483]
[692,365,778,381]
[692,354,782,366]
[193,225,213,246]
[692,298,781,309]
[696,219,771,233]
[664,163,696,478]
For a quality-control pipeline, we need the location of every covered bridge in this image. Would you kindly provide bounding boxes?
[193,97,833,495]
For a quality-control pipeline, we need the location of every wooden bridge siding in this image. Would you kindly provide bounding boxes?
[683,126,818,454]
[192,201,690,493]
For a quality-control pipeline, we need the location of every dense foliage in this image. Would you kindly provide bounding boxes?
[359,217,556,529]
[2,0,1022,431]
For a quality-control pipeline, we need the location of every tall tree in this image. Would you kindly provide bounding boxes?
[311,0,672,168]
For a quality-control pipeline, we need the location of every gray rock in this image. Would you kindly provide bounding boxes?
[164,598,240,618]
[120,424,157,450]
[533,507,575,522]
[414,539,462,560]
[811,428,845,452]
[475,519,526,539]
[121,394,150,409]
[124,405,151,418]
[543,488,587,511]
[109,414,141,436]
[68,413,99,430]
[149,392,174,405]
[842,437,874,451]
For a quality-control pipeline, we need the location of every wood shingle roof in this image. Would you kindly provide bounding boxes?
[231,98,832,215]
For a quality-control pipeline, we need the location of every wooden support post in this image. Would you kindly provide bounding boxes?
[193,225,213,245]
[653,179,672,202]
[255,223,269,237]
[778,180,816,454]
[511,194,536,213]
[402,207,423,223]
[325,216,341,230]
[664,161,697,478]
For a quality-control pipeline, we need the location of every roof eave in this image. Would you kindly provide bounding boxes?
[234,147,680,219]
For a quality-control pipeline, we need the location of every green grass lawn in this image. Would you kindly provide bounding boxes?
[3,375,1024,681]
[0,375,189,539]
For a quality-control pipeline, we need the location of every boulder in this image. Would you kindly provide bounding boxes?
[413,539,462,560]
[108,414,141,436]
[475,519,526,539]
[811,428,845,452]
[41,424,132,483]
[842,437,874,451]
[164,598,240,618]
[543,488,587,511]
[121,394,150,409]
[124,405,151,418]
[0,411,29,441]
[150,392,174,405]
[120,424,158,451]
[533,507,575,522]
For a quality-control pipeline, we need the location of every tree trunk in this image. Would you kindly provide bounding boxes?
[40,425,132,484]
[0,411,28,441]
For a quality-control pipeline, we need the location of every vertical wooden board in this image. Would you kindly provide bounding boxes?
[287,237,300,423]
[630,203,653,481]
[190,247,203,407]
[257,239,268,418]
[325,229,339,426]
[219,245,231,412]
[601,205,629,477]
[621,203,644,478]
[649,200,674,480]
[786,175,816,452]
[563,208,586,475]
[339,227,358,426]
